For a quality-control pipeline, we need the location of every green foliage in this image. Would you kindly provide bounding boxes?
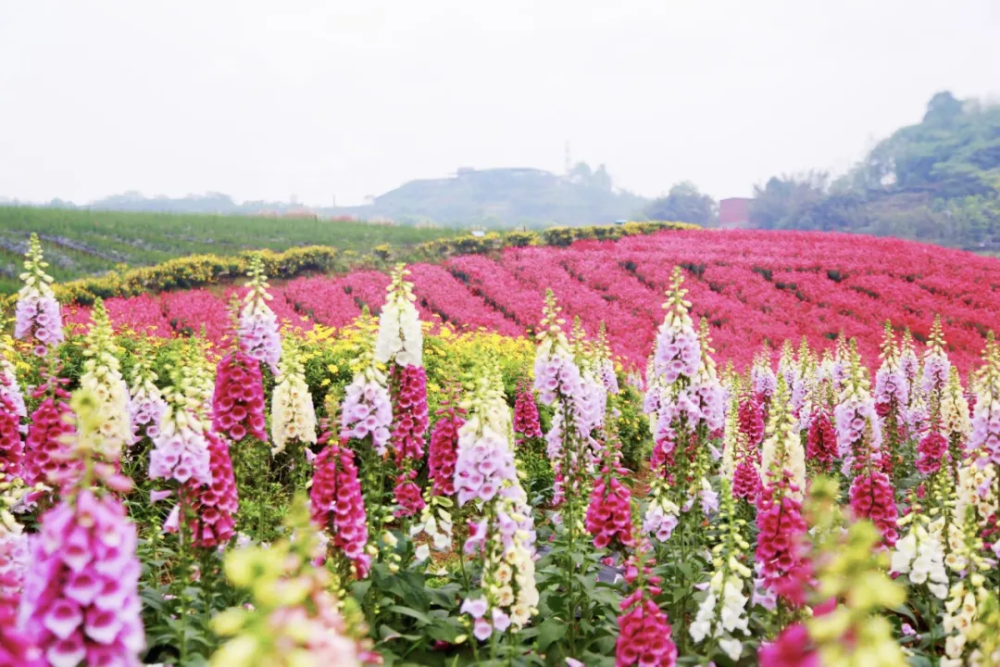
[750,92,1000,249]
[643,182,718,226]
[0,206,459,293]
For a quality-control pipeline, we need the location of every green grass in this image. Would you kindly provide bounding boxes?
[0,206,461,288]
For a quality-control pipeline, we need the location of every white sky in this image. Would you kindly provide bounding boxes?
[1,0,998,207]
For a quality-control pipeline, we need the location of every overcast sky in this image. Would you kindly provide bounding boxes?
[1,0,998,207]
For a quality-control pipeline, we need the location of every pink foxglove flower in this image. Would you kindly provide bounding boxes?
[757,623,818,667]
[20,390,145,667]
[915,431,947,476]
[848,471,899,548]
[389,364,428,464]
[585,464,634,550]
[615,545,677,667]
[127,339,166,442]
[310,436,371,578]
[339,373,392,457]
[14,235,64,356]
[165,431,239,548]
[428,405,463,498]
[238,255,282,374]
[513,385,542,443]
[806,409,837,473]
[23,379,78,490]
[392,471,425,518]
[0,396,23,482]
[212,350,267,443]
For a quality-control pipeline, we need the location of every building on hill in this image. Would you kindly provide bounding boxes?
[718,198,751,228]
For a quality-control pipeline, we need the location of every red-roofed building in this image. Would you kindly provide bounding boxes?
[719,197,751,228]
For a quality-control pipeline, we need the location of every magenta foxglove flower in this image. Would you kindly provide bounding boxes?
[14,235,64,357]
[389,364,428,464]
[428,412,462,498]
[23,381,78,490]
[0,396,24,482]
[19,490,145,666]
[165,431,239,548]
[310,438,371,578]
[212,351,267,443]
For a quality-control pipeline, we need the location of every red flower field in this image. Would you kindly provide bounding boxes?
[66,230,1000,372]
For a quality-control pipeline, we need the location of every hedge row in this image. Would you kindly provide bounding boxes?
[8,220,698,307]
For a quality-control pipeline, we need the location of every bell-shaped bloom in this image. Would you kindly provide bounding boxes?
[165,431,239,549]
[14,235,64,356]
[19,490,145,666]
[309,438,370,578]
[212,350,267,443]
[24,382,79,489]
[389,364,428,464]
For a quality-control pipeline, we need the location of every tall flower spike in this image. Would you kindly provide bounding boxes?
[310,414,371,578]
[456,357,538,640]
[340,311,392,457]
[79,299,132,457]
[19,389,145,667]
[375,264,423,368]
[534,292,592,511]
[271,334,318,455]
[23,367,78,490]
[164,429,239,549]
[923,315,951,401]
[149,341,212,486]
[971,331,1000,467]
[127,336,166,443]
[238,254,281,374]
[756,376,811,606]
[14,234,64,356]
[615,539,678,666]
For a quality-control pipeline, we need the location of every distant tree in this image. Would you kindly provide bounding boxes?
[592,164,613,191]
[750,172,828,229]
[922,91,964,126]
[644,182,717,225]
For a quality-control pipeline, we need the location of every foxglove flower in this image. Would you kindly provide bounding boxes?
[388,364,428,463]
[14,234,64,356]
[23,377,78,489]
[585,463,634,550]
[756,377,811,606]
[848,471,899,548]
[212,350,267,443]
[149,345,212,486]
[238,254,281,373]
[374,264,423,368]
[922,315,951,399]
[890,523,948,599]
[458,361,538,638]
[0,396,23,482]
[79,299,132,456]
[428,405,462,497]
[615,544,677,667]
[805,408,837,472]
[0,335,26,424]
[392,470,425,518]
[127,338,166,442]
[310,435,371,578]
[19,390,145,667]
[513,385,542,443]
[340,371,392,457]
[165,431,239,548]
[271,336,317,454]
[916,431,947,476]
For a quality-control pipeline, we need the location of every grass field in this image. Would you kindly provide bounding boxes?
[0,206,460,292]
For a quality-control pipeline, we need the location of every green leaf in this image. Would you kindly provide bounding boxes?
[387,605,433,625]
[536,617,568,652]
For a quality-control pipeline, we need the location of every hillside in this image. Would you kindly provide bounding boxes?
[63,228,1000,372]
[751,92,1000,250]
[334,166,649,227]
[0,206,459,291]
